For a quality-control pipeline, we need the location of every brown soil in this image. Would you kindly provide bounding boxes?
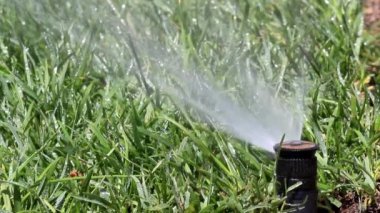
[334,184,380,212]
[364,0,380,29]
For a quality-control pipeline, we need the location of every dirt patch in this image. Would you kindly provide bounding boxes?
[334,186,380,212]
[364,0,380,30]
[337,191,360,213]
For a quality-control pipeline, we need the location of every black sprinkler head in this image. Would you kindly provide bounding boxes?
[274,140,319,213]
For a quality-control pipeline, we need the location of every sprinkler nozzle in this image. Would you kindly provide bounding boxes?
[274,140,318,213]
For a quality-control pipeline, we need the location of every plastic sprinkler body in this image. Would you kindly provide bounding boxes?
[274,140,319,213]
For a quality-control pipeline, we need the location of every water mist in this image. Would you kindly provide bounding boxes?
[6,0,309,152]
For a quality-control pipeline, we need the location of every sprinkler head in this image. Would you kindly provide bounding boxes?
[274,140,318,158]
[274,140,319,213]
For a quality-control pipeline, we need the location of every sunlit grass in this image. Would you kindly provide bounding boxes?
[0,0,379,212]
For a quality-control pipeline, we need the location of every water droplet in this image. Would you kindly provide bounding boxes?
[322,49,329,56]
[100,189,110,200]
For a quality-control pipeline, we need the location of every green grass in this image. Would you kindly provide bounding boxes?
[0,0,379,212]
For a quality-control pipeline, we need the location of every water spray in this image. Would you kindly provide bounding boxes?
[274,140,318,212]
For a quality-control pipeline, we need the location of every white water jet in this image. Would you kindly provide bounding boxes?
[5,0,308,152]
[142,41,306,152]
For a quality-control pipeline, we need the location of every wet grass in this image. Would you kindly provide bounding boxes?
[0,0,379,212]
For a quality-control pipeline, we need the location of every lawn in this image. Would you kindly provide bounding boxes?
[0,0,379,212]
